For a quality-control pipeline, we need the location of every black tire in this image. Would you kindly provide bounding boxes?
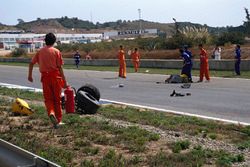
[77,84,100,101]
[76,90,100,114]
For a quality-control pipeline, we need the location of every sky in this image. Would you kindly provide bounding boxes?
[0,0,250,27]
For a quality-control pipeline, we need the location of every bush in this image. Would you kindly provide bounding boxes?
[11,48,27,57]
[171,140,191,153]
[215,32,245,46]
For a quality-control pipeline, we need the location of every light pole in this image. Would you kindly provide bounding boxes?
[138,9,142,34]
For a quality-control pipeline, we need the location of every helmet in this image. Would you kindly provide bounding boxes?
[12,98,34,115]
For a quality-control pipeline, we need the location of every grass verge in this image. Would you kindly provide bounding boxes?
[1,87,250,166]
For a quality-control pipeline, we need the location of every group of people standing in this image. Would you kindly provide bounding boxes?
[118,45,140,78]
[180,44,241,83]
[179,44,210,83]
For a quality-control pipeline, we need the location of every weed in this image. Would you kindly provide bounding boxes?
[241,126,250,136]
[216,150,245,167]
[58,137,69,145]
[74,138,91,147]
[80,159,95,167]
[39,147,74,167]
[129,155,142,165]
[208,133,217,140]
[98,149,127,167]
[238,140,250,150]
[170,140,190,153]
[82,146,99,156]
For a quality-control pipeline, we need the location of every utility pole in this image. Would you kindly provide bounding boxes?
[138,9,142,34]
[172,18,180,35]
[90,11,93,23]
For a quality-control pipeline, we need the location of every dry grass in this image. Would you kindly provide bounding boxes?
[60,43,250,60]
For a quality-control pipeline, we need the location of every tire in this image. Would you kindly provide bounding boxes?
[77,84,100,101]
[76,90,100,114]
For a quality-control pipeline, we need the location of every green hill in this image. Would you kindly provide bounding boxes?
[0,17,246,35]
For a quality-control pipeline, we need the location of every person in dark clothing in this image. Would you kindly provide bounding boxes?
[180,48,193,82]
[183,45,193,82]
[234,44,241,75]
[73,51,81,69]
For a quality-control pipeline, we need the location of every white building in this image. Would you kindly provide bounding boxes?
[0,33,103,51]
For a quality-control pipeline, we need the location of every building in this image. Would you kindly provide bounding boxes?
[103,29,159,39]
[0,33,103,51]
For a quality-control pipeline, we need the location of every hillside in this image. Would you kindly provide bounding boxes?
[0,17,231,35]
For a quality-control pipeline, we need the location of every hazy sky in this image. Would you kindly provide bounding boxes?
[0,0,249,27]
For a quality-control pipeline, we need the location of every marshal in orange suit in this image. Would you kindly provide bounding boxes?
[118,45,126,78]
[131,48,140,72]
[28,33,67,128]
[198,44,210,82]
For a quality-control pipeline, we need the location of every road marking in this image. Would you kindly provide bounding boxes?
[1,82,249,126]
[101,98,250,126]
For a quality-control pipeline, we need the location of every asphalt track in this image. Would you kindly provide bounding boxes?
[0,65,250,124]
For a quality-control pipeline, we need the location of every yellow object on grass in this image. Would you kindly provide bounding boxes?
[12,98,34,115]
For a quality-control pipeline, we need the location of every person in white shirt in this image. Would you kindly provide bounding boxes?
[212,45,222,60]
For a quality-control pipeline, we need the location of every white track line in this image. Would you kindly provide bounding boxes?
[1,82,249,126]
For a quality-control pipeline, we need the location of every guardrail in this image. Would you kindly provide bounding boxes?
[0,139,60,167]
[1,57,250,71]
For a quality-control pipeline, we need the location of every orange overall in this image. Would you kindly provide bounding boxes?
[31,46,64,123]
[118,49,126,78]
[131,51,140,72]
[199,48,210,81]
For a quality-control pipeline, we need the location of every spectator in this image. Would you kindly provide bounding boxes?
[85,51,92,60]
[73,50,81,68]
[234,44,241,75]
[212,45,222,60]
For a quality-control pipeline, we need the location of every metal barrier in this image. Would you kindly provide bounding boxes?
[0,139,60,167]
[1,57,250,71]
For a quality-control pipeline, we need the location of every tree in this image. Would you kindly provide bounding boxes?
[245,8,250,21]
[17,19,24,24]
[244,8,250,35]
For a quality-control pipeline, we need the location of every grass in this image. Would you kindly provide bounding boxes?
[1,61,250,79]
[148,145,244,167]
[170,140,191,153]
[0,86,43,101]
[99,105,250,145]
[1,87,249,166]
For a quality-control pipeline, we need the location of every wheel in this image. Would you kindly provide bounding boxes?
[77,84,100,101]
[76,90,100,114]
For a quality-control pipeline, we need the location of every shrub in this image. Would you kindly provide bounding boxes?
[215,32,245,46]
[171,140,191,153]
[11,48,27,57]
